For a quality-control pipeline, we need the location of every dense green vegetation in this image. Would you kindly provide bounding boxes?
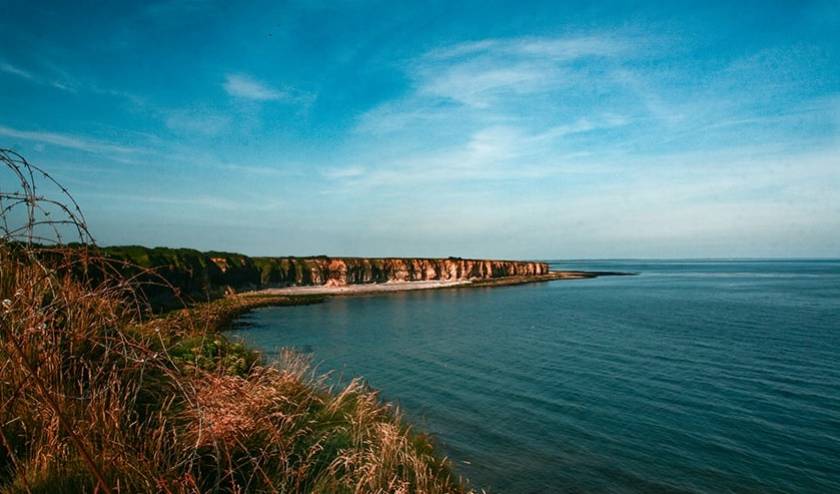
[99,246,259,307]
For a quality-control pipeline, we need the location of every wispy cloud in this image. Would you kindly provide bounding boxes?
[0,125,139,155]
[325,123,620,191]
[356,33,638,135]
[426,35,628,62]
[321,166,366,179]
[1,58,152,105]
[82,191,246,211]
[412,35,632,109]
[0,61,75,92]
[223,74,285,101]
[353,32,840,188]
[219,163,304,177]
[1,62,34,80]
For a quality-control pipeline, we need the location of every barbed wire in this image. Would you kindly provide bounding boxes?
[1,147,95,246]
[0,148,197,323]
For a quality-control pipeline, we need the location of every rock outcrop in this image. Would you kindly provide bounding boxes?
[100,246,549,308]
[252,257,550,287]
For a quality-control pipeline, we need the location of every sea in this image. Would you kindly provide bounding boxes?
[228,260,840,493]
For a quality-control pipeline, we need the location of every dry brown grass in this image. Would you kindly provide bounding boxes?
[0,149,471,493]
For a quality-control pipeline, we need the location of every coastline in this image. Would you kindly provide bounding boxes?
[239,270,633,299]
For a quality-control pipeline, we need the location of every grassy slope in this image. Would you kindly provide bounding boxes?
[0,246,470,493]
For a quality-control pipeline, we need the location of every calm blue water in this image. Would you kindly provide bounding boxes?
[229,260,840,493]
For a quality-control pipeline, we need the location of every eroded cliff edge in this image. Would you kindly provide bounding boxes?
[250,256,550,287]
[100,246,550,307]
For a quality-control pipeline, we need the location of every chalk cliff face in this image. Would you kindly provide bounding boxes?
[251,257,550,287]
[100,246,549,307]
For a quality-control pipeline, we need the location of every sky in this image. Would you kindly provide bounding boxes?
[1,0,839,259]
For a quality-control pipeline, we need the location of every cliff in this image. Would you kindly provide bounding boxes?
[251,256,550,287]
[99,246,549,308]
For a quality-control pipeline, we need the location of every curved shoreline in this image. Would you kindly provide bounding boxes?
[239,270,634,299]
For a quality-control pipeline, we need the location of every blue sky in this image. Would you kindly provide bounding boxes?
[1,0,838,258]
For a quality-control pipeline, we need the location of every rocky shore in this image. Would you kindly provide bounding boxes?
[242,269,628,298]
[101,246,553,304]
[98,246,630,308]
[250,256,551,287]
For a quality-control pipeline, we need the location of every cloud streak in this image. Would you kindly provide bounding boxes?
[356,34,641,135]
[0,61,75,92]
[412,34,635,109]
[223,73,285,101]
[0,125,139,155]
[0,62,34,80]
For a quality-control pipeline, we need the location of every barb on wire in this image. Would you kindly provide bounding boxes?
[1,147,94,246]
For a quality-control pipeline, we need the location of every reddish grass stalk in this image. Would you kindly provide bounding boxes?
[5,329,113,494]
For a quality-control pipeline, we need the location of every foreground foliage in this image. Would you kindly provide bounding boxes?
[0,245,468,493]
